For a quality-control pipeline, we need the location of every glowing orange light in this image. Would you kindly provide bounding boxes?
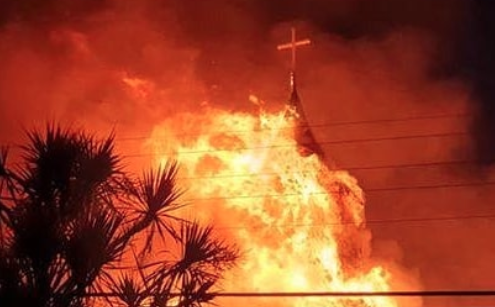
[144,100,420,307]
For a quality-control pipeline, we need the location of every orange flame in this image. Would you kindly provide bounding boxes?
[146,103,420,307]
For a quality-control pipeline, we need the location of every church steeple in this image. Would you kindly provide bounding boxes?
[277,27,323,158]
[289,70,299,107]
[277,27,310,115]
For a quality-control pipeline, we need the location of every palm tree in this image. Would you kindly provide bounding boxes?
[0,125,238,307]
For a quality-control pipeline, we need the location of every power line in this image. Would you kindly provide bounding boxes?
[84,290,495,298]
[1,130,467,154]
[0,113,469,146]
[137,213,495,232]
[179,181,495,204]
[168,160,471,182]
[123,131,467,157]
[2,141,487,198]
[0,144,479,178]
[205,291,495,297]
[355,213,495,226]
[345,160,473,171]
[366,181,495,192]
[115,112,468,142]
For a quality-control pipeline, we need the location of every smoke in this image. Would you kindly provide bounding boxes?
[0,0,480,147]
[0,0,205,147]
[1,0,494,306]
[458,0,495,165]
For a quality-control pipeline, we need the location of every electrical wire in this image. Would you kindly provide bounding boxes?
[164,160,471,182]
[177,181,495,204]
[135,213,495,232]
[115,112,469,141]
[0,112,469,147]
[122,130,468,157]
[84,290,495,298]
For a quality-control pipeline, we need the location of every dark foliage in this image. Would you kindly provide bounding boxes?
[0,125,239,307]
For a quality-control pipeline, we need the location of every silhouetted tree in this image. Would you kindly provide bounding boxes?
[0,125,238,307]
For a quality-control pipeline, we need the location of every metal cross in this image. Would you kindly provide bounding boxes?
[277,27,311,71]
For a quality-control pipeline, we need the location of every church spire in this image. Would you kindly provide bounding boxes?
[277,27,323,158]
[277,27,310,111]
[289,70,299,106]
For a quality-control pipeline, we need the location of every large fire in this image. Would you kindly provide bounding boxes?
[145,100,419,307]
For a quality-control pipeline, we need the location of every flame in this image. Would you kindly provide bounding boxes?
[146,103,418,307]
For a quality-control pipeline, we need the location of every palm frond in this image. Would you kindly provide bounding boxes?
[137,221,239,307]
[77,132,122,188]
[0,146,9,199]
[61,131,124,221]
[162,222,239,303]
[0,253,35,307]
[107,274,147,307]
[1,123,239,307]
[64,206,124,289]
[179,222,239,273]
[10,201,62,269]
[177,278,217,307]
[126,161,186,253]
[21,124,81,202]
[0,140,10,233]
[18,124,124,221]
[0,146,8,178]
[0,147,19,233]
[137,161,184,217]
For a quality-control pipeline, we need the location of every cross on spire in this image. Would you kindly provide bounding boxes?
[277,27,311,71]
[277,28,322,158]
